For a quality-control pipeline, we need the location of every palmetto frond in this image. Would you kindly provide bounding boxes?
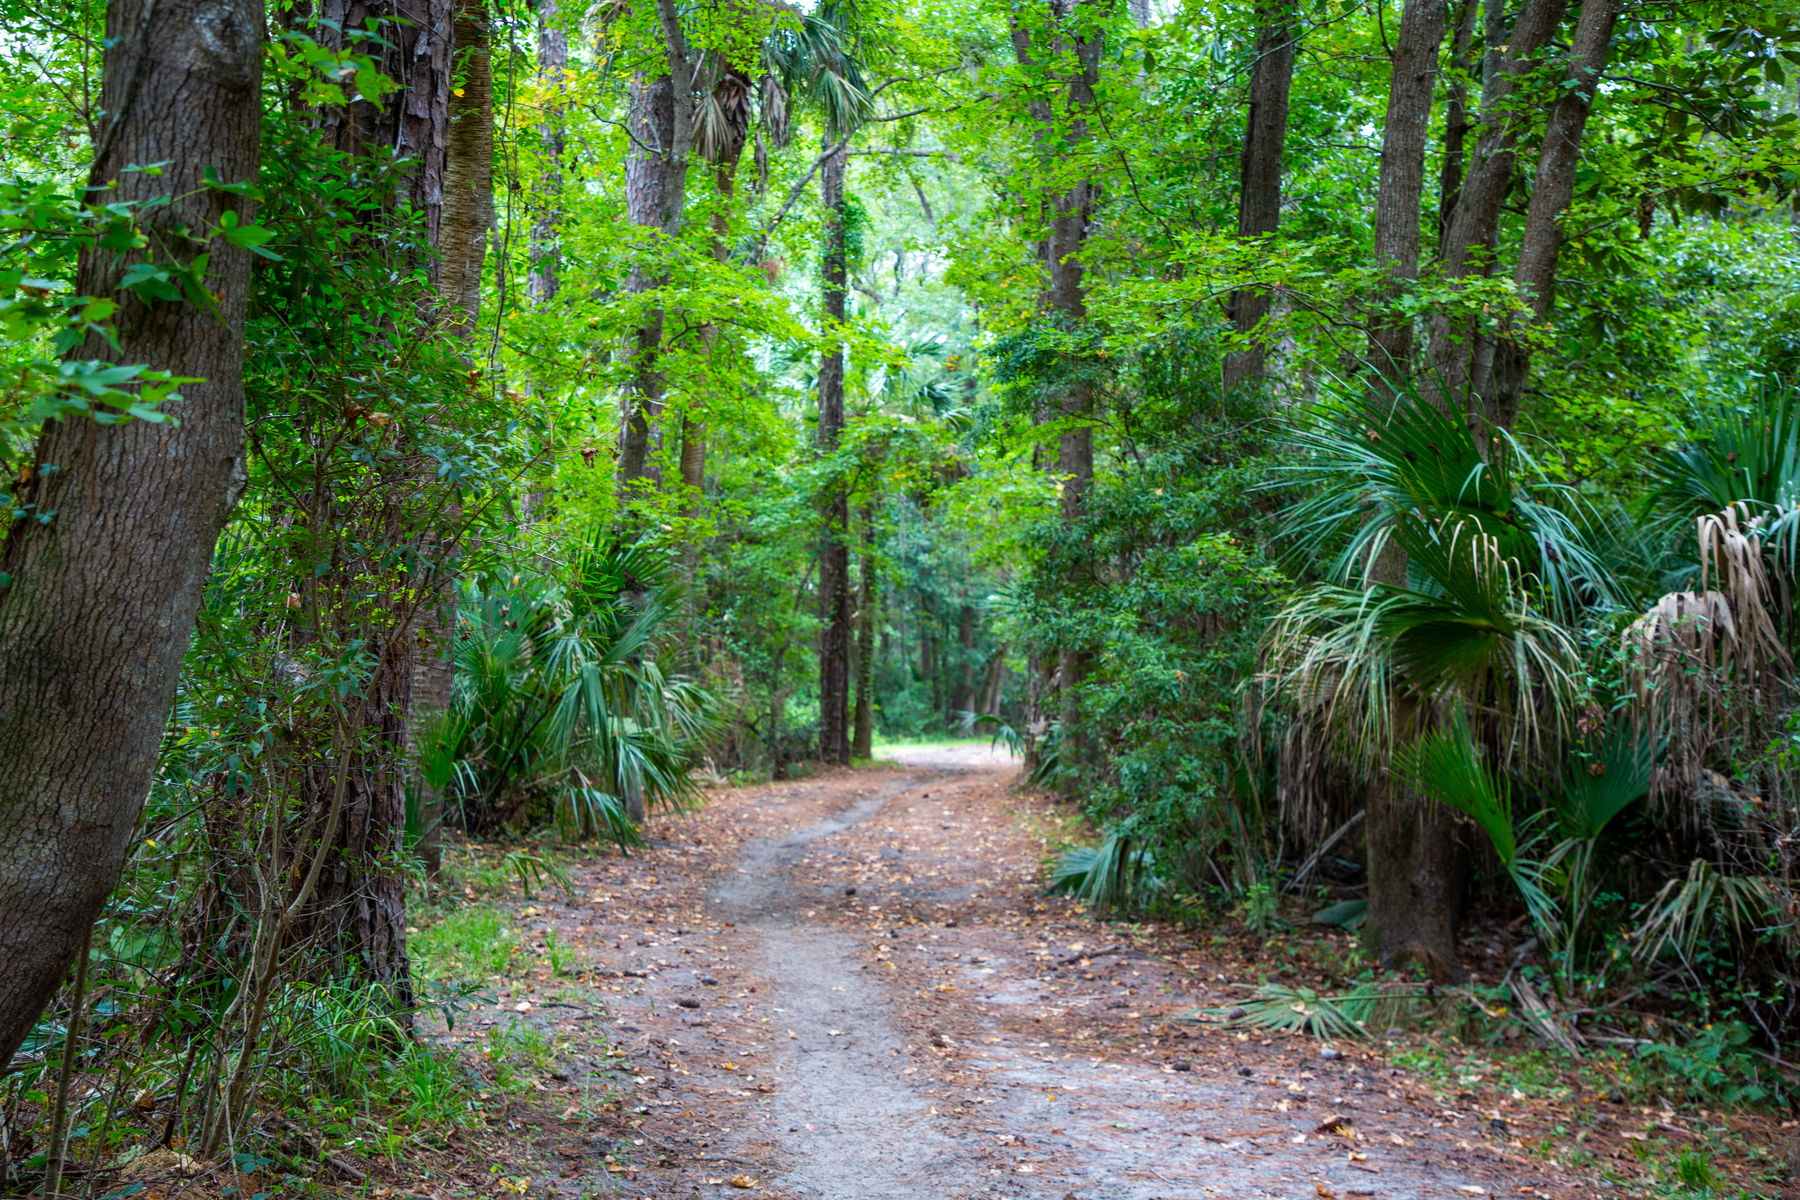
[1280,381,1613,615]
[435,536,712,844]
[762,0,872,140]
[1261,516,1580,773]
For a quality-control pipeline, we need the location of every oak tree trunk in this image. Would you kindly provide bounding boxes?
[1367,0,1447,382]
[1014,0,1104,788]
[1423,0,1568,411]
[617,0,698,496]
[0,0,261,1065]
[1223,0,1297,392]
[1488,0,1619,430]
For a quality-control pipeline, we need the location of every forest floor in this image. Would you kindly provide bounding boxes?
[368,743,1800,1200]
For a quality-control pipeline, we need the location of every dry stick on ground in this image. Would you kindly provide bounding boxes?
[42,923,93,1199]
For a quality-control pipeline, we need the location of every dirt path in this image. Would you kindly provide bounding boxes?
[454,749,1585,1200]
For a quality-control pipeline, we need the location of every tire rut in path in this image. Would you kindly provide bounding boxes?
[712,772,965,1198]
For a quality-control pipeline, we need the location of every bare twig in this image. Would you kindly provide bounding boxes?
[43,923,92,1199]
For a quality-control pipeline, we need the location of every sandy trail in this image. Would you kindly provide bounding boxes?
[467,746,1572,1200]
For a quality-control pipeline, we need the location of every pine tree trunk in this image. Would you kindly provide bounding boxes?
[0,0,261,1066]
[816,142,852,766]
[1223,0,1297,392]
[1367,0,1448,382]
[312,0,456,977]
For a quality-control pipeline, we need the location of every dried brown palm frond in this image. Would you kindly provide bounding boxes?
[759,73,790,149]
[1625,504,1793,815]
[1629,858,1790,967]
[695,70,752,165]
[1253,515,1581,839]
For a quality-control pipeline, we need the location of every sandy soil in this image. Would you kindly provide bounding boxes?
[445,748,1592,1200]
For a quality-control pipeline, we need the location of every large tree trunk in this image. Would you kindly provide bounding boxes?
[1422,0,1567,409]
[1367,0,1448,382]
[312,0,456,966]
[0,0,261,1066]
[1363,767,1467,982]
[318,0,453,239]
[1362,6,1464,976]
[1488,0,1619,430]
[816,142,853,766]
[411,0,493,877]
[1222,0,1297,392]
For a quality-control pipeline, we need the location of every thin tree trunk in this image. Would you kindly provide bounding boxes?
[851,499,878,760]
[618,0,698,495]
[440,0,493,333]
[1435,0,1479,250]
[1488,0,1620,430]
[526,0,568,304]
[412,0,493,877]
[1014,0,1105,786]
[1367,0,1448,383]
[1423,0,1568,408]
[817,142,852,766]
[978,646,1007,717]
[1223,0,1297,392]
[953,602,977,719]
[0,0,260,1067]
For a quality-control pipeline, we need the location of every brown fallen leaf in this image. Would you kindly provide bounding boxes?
[728,1175,758,1188]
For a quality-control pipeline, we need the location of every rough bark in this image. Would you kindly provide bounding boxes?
[525,0,568,304]
[617,72,677,492]
[440,0,494,332]
[1223,0,1297,392]
[1423,0,1568,407]
[1488,0,1620,429]
[1367,0,1448,382]
[0,0,261,1066]
[317,0,454,241]
[1363,767,1467,982]
[817,142,852,767]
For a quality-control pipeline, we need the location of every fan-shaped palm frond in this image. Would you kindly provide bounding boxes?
[431,537,713,845]
[761,1,872,140]
[1279,380,1614,615]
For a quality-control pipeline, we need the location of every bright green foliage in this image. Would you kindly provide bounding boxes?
[431,542,713,843]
